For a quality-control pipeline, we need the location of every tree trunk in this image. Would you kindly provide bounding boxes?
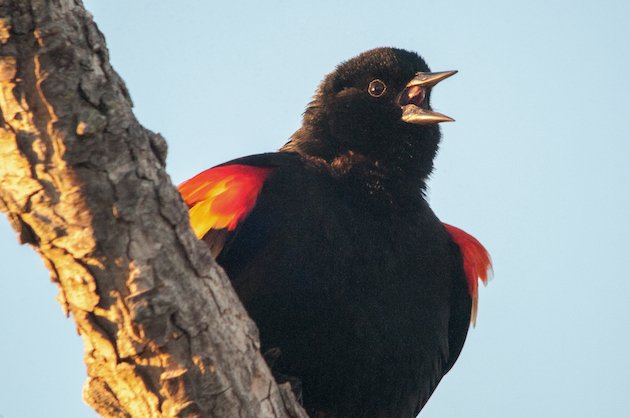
[0,1,306,417]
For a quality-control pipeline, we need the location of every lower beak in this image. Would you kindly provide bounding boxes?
[399,70,457,125]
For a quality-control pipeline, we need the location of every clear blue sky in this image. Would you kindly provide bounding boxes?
[1,1,629,417]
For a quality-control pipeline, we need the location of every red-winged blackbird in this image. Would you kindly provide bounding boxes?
[179,47,491,418]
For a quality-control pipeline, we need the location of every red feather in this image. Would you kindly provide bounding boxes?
[443,223,492,325]
[178,164,273,239]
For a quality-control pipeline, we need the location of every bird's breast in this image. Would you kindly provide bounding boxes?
[218,161,461,417]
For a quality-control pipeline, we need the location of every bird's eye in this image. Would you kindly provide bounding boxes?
[368,79,387,97]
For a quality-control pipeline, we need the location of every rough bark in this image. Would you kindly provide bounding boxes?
[0,1,307,417]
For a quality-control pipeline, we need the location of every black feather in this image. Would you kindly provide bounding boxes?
[201,48,471,418]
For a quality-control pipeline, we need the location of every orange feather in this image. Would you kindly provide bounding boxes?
[178,165,273,239]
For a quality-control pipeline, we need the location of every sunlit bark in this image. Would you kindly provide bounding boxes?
[0,1,306,417]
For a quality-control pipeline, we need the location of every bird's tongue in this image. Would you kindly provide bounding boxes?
[399,85,426,107]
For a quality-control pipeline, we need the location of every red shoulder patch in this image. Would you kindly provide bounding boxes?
[178,164,274,239]
[443,223,492,325]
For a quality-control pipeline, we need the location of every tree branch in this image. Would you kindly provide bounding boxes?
[0,1,306,416]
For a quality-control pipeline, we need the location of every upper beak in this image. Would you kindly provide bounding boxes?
[399,70,457,125]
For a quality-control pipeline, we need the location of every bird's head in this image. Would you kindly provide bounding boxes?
[285,47,457,183]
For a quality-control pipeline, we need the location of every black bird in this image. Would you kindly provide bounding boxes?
[179,47,491,418]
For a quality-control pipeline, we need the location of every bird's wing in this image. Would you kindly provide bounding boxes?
[178,154,285,257]
[443,223,492,325]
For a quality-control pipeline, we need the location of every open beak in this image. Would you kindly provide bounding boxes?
[399,70,457,125]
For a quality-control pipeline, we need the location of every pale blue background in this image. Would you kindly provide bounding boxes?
[1,1,629,417]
